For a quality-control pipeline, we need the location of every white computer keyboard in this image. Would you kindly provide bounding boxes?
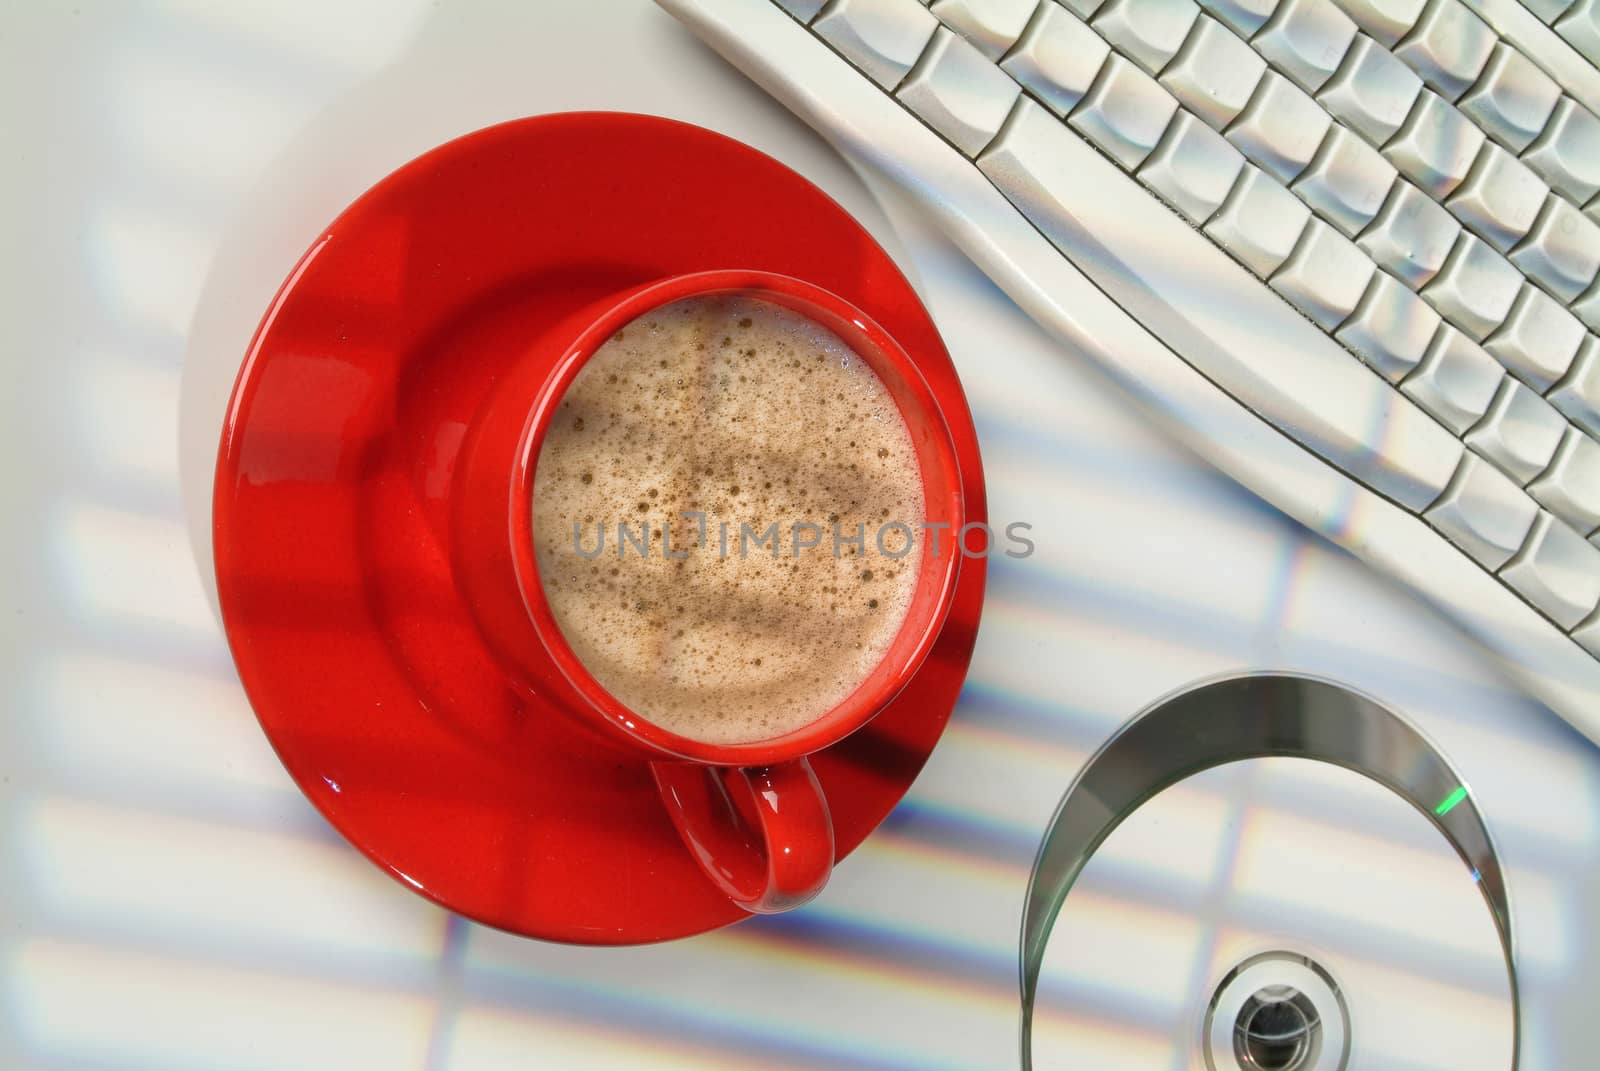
[658,0,1600,741]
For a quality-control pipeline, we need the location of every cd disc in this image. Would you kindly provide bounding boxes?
[1022,675,1516,1070]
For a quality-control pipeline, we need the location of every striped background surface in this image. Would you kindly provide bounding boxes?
[3,2,1597,1068]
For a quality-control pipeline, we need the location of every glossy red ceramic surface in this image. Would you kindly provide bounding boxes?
[503,271,968,763]
[653,757,836,915]
[490,269,967,912]
[214,113,987,943]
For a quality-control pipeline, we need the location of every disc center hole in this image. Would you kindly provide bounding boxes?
[1235,985,1318,1071]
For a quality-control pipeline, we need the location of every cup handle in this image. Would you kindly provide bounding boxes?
[650,757,835,914]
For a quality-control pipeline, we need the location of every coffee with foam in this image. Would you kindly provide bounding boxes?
[531,294,925,745]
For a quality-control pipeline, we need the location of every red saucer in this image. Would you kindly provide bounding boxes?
[214,113,987,944]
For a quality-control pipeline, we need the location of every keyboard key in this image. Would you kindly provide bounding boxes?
[1576,605,1600,655]
[1358,179,1460,286]
[1485,284,1586,390]
[1446,142,1548,251]
[1092,0,1200,75]
[1426,452,1539,567]
[1501,512,1600,627]
[776,0,828,17]
[1069,54,1180,168]
[1457,43,1562,153]
[1255,0,1359,92]
[930,0,1038,58]
[1509,195,1600,302]
[1423,232,1523,339]
[1160,15,1267,129]
[1522,98,1600,206]
[1336,271,1442,379]
[1548,336,1600,434]
[1465,377,1567,482]
[1139,112,1248,223]
[1383,90,1485,197]
[1196,0,1277,36]
[1000,2,1110,116]
[1575,279,1600,333]
[1401,323,1503,431]
[1227,72,1333,182]
[1272,218,1378,328]
[1529,428,1600,532]
[1330,0,1426,46]
[1059,0,1108,16]
[1556,0,1600,66]
[1205,164,1315,275]
[899,28,1021,154]
[1293,124,1398,235]
[1522,0,1577,22]
[814,0,941,88]
[1393,0,1496,101]
[1318,34,1423,143]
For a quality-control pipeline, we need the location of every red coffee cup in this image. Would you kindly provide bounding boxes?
[454,269,965,913]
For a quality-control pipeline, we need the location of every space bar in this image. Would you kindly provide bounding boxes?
[976,98,1462,512]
